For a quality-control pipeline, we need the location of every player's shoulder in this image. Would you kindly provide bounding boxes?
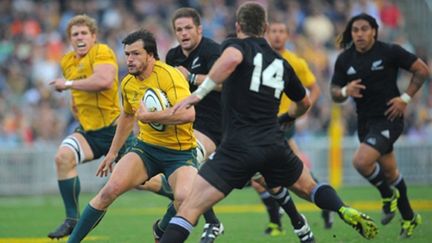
[282,50,303,64]
[154,60,178,73]
[61,51,75,64]
[201,37,220,48]
[376,41,404,54]
[154,61,186,81]
[220,37,260,54]
[90,43,115,54]
[221,37,242,49]
[166,45,182,59]
[120,74,137,90]
[96,43,113,50]
[336,45,357,62]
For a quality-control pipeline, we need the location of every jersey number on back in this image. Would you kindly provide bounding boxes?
[250,53,284,98]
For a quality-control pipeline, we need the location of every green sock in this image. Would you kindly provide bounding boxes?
[159,202,177,231]
[68,204,106,243]
[58,177,81,219]
[157,175,174,200]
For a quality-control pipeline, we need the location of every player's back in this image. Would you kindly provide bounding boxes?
[220,37,288,147]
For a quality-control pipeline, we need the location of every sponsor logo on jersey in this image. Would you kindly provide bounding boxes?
[347,66,357,75]
[367,137,376,145]
[381,129,390,139]
[191,57,201,69]
[371,60,384,71]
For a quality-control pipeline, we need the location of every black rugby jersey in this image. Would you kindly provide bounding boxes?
[166,37,222,141]
[219,37,306,146]
[331,41,417,119]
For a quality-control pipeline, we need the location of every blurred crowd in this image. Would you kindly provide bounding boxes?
[0,0,431,147]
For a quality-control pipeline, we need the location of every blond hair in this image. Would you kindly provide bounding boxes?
[66,14,98,39]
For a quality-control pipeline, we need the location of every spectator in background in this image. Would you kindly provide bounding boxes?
[0,0,428,147]
[350,0,380,21]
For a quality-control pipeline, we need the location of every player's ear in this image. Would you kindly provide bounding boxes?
[263,22,269,35]
[235,22,240,33]
[198,25,203,35]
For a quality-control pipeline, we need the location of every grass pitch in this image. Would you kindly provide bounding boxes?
[0,186,431,242]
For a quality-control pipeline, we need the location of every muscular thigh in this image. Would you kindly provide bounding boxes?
[110,152,149,188]
[168,165,198,206]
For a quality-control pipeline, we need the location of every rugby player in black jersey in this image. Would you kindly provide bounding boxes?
[330,13,429,239]
[159,2,378,242]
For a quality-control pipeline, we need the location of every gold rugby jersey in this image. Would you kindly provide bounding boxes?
[61,43,120,131]
[121,60,196,151]
[278,49,316,115]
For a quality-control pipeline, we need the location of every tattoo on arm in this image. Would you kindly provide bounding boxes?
[330,85,348,103]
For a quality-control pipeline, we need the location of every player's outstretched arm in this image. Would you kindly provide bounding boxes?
[96,111,135,177]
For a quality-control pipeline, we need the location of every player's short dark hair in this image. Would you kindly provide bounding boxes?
[236,2,267,37]
[337,13,379,49]
[122,29,159,60]
[171,7,201,30]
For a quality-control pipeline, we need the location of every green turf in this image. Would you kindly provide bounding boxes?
[0,186,431,242]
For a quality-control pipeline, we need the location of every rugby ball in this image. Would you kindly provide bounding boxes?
[142,88,170,131]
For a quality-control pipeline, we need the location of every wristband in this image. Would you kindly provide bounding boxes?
[341,86,347,98]
[192,76,216,99]
[400,93,411,104]
[187,73,197,85]
[65,80,73,89]
[278,113,296,124]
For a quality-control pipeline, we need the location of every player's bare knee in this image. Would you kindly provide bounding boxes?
[54,150,75,170]
[352,156,374,175]
[173,192,187,206]
[99,182,123,206]
[384,169,399,183]
[290,173,316,200]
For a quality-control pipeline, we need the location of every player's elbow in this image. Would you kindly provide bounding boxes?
[302,95,312,112]
[178,108,195,124]
[99,80,114,90]
[185,109,195,123]
[412,58,430,81]
[418,66,430,81]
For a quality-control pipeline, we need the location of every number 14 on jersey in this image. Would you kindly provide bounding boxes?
[250,53,284,98]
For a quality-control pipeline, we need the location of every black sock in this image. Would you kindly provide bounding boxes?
[309,173,329,217]
[260,191,281,225]
[159,216,193,243]
[392,175,414,220]
[311,184,344,212]
[271,187,303,229]
[203,208,220,224]
[365,164,393,198]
